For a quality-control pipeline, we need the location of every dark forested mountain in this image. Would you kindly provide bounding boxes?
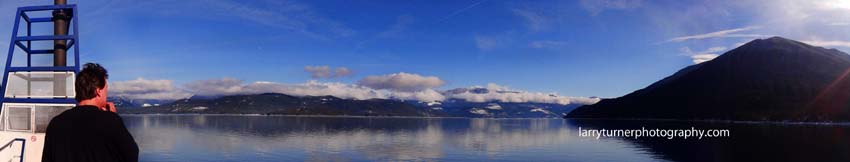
[567,37,850,122]
[120,93,443,117]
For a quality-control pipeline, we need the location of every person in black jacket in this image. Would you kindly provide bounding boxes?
[42,63,139,162]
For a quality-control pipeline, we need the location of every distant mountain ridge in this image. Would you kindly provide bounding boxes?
[567,37,850,122]
[119,93,586,118]
[109,96,171,108]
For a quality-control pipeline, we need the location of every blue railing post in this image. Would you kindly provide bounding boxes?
[0,8,23,103]
[72,5,80,73]
[17,138,24,162]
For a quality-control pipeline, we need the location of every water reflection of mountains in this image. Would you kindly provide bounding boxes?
[568,119,850,162]
[123,115,658,161]
[124,115,849,161]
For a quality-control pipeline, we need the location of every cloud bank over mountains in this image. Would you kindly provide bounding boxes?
[109,72,598,105]
[447,83,600,105]
[109,78,192,100]
[357,72,445,92]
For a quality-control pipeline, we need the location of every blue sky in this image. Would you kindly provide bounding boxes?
[1,0,850,103]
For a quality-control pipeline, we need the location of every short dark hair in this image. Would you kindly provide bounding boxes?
[75,63,109,102]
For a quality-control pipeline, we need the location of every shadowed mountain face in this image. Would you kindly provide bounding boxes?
[567,37,850,122]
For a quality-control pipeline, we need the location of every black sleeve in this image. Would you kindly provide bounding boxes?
[109,114,139,162]
[41,124,54,162]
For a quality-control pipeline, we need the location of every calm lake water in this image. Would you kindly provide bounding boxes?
[121,115,850,162]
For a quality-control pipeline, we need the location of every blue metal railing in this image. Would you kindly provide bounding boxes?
[0,138,26,162]
[1,4,80,104]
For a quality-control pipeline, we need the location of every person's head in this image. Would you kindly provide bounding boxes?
[75,63,109,107]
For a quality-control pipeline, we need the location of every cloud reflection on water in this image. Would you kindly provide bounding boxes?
[123,115,659,162]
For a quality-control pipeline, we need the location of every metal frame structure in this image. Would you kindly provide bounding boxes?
[0,4,80,162]
[0,138,25,162]
[1,103,75,133]
[2,5,80,104]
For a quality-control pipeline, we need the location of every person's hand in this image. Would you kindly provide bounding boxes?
[107,102,117,113]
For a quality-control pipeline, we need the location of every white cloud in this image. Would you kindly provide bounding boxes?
[111,75,597,105]
[183,78,382,99]
[667,26,765,42]
[680,46,726,64]
[184,77,245,96]
[110,78,175,93]
[251,80,389,100]
[702,46,728,53]
[691,54,719,64]
[679,46,726,55]
[529,40,568,49]
[335,67,353,77]
[109,78,192,100]
[357,72,445,92]
[815,0,850,10]
[447,83,600,105]
[828,22,850,26]
[304,65,354,79]
[580,0,643,15]
[304,66,332,78]
[746,0,850,31]
[182,77,596,105]
[180,78,443,101]
[802,40,850,48]
[391,89,447,102]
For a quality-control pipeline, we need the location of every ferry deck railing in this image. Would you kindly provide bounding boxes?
[0,138,25,162]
